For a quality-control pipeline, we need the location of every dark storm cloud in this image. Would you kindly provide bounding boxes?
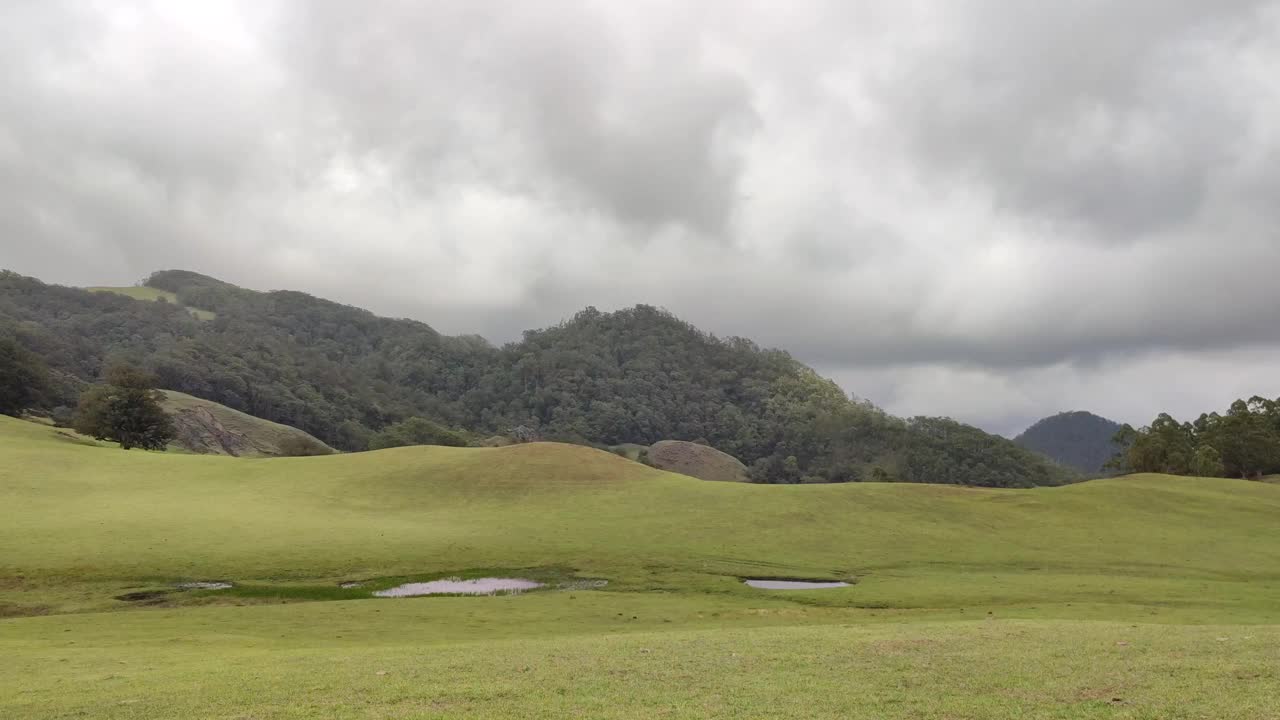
[2,0,1280,432]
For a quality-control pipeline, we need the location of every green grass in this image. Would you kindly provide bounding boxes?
[87,286,217,320]
[3,414,1280,717]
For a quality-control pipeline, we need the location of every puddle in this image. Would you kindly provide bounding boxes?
[339,581,365,589]
[744,579,850,590]
[374,577,542,597]
[176,581,233,590]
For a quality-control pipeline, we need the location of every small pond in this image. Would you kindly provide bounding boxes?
[744,579,850,590]
[374,577,542,597]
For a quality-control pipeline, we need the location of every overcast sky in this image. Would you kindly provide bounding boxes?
[4,1,1280,436]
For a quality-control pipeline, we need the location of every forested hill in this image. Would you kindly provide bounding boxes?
[1014,411,1123,475]
[0,269,1075,487]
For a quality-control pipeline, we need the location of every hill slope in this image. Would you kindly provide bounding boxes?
[160,390,333,456]
[647,440,750,482]
[3,415,1278,719]
[2,414,1275,618]
[1015,411,1123,475]
[0,268,1073,487]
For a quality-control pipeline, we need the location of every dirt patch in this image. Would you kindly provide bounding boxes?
[374,577,542,597]
[647,440,750,482]
[0,601,54,618]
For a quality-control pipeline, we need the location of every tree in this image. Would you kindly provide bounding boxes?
[368,417,469,449]
[73,365,175,450]
[1188,445,1225,478]
[0,335,51,416]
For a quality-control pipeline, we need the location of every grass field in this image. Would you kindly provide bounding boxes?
[2,414,1279,718]
[87,285,217,320]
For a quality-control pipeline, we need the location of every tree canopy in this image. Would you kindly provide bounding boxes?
[0,334,51,416]
[73,364,176,451]
[1111,397,1280,479]
[0,269,1075,487]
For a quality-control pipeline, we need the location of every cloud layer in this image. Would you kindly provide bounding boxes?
[4,0,1280,434]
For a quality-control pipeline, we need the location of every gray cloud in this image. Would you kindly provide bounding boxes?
[2,0,1280,434]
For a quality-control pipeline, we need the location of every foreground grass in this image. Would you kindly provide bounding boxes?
[2,595,1277,719]
[3,415,1280,717]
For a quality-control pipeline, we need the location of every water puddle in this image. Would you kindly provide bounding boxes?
[744,579,850,590]
[374,577,542,597]
[176,581,233,590]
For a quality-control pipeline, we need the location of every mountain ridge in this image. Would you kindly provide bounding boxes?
[0,268,1075,487]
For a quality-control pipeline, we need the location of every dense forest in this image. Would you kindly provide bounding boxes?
[1112,398,1280,479]
[0,269,1075,487]
[1014,411,1123,475]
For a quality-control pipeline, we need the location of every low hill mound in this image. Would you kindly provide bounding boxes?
[648,440,749,482]
[160,390,333,456]
[1015,411,1123,475]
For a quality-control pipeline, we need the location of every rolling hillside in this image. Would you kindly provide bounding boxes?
[3,415,1279,718]
[3,414,1275,619]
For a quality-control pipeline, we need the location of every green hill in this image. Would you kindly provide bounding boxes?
[1015,411,1123,475]
[159,390,333,456]
[1,269,1074,487]
[2,414,1279,718]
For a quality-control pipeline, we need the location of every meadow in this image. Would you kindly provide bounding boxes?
[2,415,1279,718]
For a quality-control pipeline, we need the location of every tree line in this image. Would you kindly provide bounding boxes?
[0,269,1074,486]
[1111,397,1280,479]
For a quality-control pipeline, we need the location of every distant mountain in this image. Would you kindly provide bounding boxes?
[1014,411,1123,475]
[0,268,1076,487]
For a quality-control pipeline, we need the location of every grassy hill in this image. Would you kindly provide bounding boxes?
[648,439,750,482]
[2,415,1279,717]
[160,390,333,456]
[86,285,217,320]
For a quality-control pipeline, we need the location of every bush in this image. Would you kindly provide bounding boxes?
[369,417,470,449]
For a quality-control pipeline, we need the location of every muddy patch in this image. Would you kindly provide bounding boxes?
[744,579,851,590]
[374,577,542,597]
[115,590,172,603]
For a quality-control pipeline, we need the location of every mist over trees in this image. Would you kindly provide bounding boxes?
[1111,397,1280,479]
[0,269,1074,487]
